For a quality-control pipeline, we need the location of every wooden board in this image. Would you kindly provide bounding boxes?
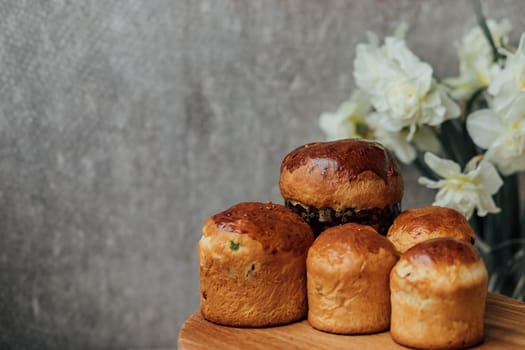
[178,293,525,350]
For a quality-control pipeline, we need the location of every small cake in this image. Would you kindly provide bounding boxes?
[306,223,399,334]
[390,238,488,349]
[387,205,475,253]
[199,202,314,327]
[279,139,403,236]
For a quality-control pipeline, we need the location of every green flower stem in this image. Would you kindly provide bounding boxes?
[506,175,521,288]
[455,119,479,165]
[469,215,483,240]
[472,0,504,62]
[499,174,520,255]
[482,211,497,278]
[462,88,485,161]
[465,88,488,115]
[483,174,520,294]
[507,175,521,240]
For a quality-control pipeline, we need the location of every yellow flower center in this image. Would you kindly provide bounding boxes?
[510,121,524,146]
[516,66,525,90]
[475,69,489,86]
[344,114,372,138]
[388,82,418,115]
[397,84,416,99]
[448,175,476,191]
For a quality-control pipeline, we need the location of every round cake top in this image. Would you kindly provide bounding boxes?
[308,223,398,266]
[202,202,314,253]
[402,237,481,267]
[279,139,403,210]
[392,238,487,292]
[281,139,396,181]
[387,206,475,253]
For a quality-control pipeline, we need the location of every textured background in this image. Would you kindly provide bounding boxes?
[1,1,524,349]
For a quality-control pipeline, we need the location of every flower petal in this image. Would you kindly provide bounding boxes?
[444,19,511,99]
[466,109,503,149]
[433,187,474,219]
[412,126,440,153]
[504,94,525,122]
[384,37,433,92]
[488,33,525,111]
[438,84,461,119]
[476,193,501,217]
[374,129,416,164]
[423,152,461,178]
[418,176,442,189]
[471,160,503,195]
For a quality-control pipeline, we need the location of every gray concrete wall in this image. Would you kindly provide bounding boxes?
[0,1,524,349]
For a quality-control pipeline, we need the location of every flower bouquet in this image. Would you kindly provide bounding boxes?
[318,1,524,299]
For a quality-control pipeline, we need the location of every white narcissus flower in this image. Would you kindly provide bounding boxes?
[354,33,460,141]
[444,19,511,100]
[467,95,525,175]
[488,33,525,111]
[318,90,372,140]
[372,128,416,164]
[418,152,503,219]
[368,113,440,164]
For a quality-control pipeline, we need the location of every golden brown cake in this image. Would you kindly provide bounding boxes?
[199,202,314,327]
[306,223,399,334]
[390,238,488,349]
[279,139,403,235]
[387,205,475,253]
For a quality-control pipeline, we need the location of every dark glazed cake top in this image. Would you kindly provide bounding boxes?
[281,139,400,183]
[207,202,314,253]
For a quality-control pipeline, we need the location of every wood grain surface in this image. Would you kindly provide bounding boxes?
[178,293,525,350]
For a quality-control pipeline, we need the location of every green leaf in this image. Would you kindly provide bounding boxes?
[438,120,476,168]
[481,174,522,296]
[465,87,488,116]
